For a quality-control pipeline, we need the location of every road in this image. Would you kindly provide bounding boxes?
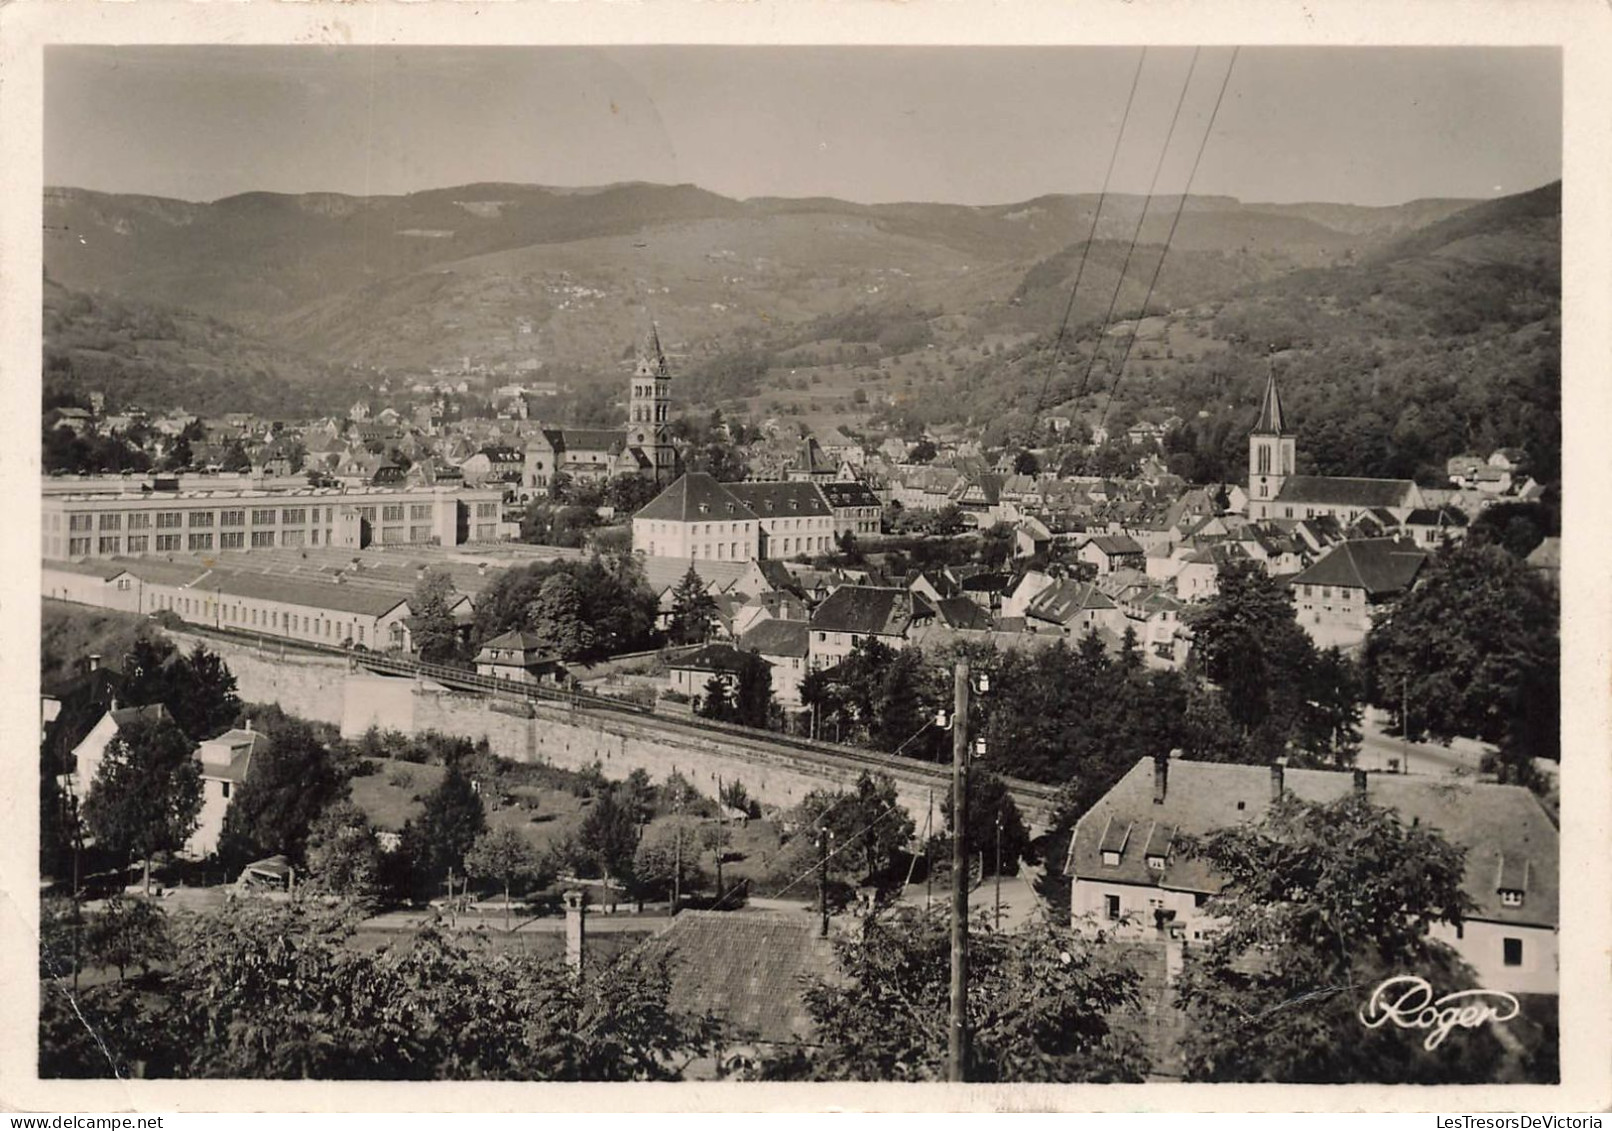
[1355,708,1492,776]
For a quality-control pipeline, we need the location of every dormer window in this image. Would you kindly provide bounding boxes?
[1500,889,1524,908]
[1101,851,1121,868]
[1146,854,1166,872]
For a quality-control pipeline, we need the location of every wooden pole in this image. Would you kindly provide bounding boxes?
[949,660,971,1084]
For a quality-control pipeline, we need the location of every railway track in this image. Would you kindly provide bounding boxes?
[170,619,1062,827]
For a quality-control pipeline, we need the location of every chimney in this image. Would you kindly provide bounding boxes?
[1269,758,1286,802]
[87,653,101,672]
[1353,768,1368,798]
[564,889,587,973]
[1153,750,1174,805]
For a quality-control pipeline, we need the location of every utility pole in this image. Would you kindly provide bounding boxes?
[1402,676,1411,776]
[714,776,725,905]
[949,659,971,1084]
[994,812,1003,933]
[924,790,934,912]
[817,824,834,938]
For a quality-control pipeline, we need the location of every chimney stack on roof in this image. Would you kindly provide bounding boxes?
[1153,749,1176,805]
[87,654,101,672]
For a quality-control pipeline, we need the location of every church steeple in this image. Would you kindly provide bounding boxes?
[1248,360,1297,519]
[1252,367,1289,436]
[627,321,679,483]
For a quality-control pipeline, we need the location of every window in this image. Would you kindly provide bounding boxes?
[1503,937,1523,967]
[127,513,151,530]
[188,511,215,528]
[281,530,306,547]
[252,509,277,525]
[156,534,182,552]
[410,504,432,520]
[1500,890,1524,908]
[187,533,214,551]
[126,535,149,553]
[221,782,230,799]
[69,537,91,556]
[220,510,245,527]
[1146,855,1166,872]
[217,531,243,549]
[251,531,275,548]
[156,511,183,529]
[281,508,307,525]
[1193,893,1209,908]
[98,536,121,554]
[98,513,122,531]
[1104,895,1121,920]
[383,504,405,522]
[1101,850,1121,867]
[69,514,94,532]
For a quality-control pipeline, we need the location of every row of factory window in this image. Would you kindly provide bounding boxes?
[68,523,440,557]
[64,503,439,534]
[149,591,386,645]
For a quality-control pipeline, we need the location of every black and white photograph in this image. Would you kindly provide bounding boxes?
[7,1,1610,1111]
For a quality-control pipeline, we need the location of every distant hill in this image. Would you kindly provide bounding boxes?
[42,276,364,417]
[43,181,1482,378]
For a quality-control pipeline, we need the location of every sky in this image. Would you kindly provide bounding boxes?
[44,45,1561,208]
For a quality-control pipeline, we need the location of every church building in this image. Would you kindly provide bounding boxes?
[522,325,683,494]
[1246,371,1423,524]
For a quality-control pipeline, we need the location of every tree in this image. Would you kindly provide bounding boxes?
[1012,450,1040,476]
[410,569,464,666]
[773,906,1146,1081]
[119,640,241,743]
[1364,542,1557,753]
[697,673,734,721]
[1295,647,1364,767]
[216,714,348,868]
[1173,793,1509,1083]
[466,825,550,929]
[667,565,717,645]
[846,772,916,882]
[304,800,385,901]
[941,770,1031,877]
[631,819,708,906]
[85,894,174,982]
[907,439,937,464]
[578,787,640,900]
[1187,561,1319,746]
[82,715,203,892]
[526,572,594,660]
[732,650,774,729]
[403,766,486,894]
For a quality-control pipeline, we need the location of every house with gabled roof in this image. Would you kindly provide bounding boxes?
[738,618,811,706]
[1287,537,1429,648]
[186,724,271,858]
[726,481,836,560]
[67,702,172,799]
[473,630,568,686]
[1402,505,1470,549]
[1024,578,1124,637]
[632,473,761,562]
[666,643,751,706]
[807,585,935,671]
[1077,533,1146,577]
[1067,754,1558,996]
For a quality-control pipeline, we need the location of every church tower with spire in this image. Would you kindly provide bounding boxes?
[626,323,679,483]
[1248,366,1296,520]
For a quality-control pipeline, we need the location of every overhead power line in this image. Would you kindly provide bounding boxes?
[1098,47,1241,435]
[1019,47,1148,449]
[1069,48,1206,418]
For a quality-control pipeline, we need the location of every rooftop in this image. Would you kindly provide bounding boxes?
[1288,538,1428,597]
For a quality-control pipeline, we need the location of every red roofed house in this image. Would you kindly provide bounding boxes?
[1067,754,1558,997]
[1287,537,1429,649]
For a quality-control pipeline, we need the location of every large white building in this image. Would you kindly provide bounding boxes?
[42,481,505,561]
[631,474,837,562]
